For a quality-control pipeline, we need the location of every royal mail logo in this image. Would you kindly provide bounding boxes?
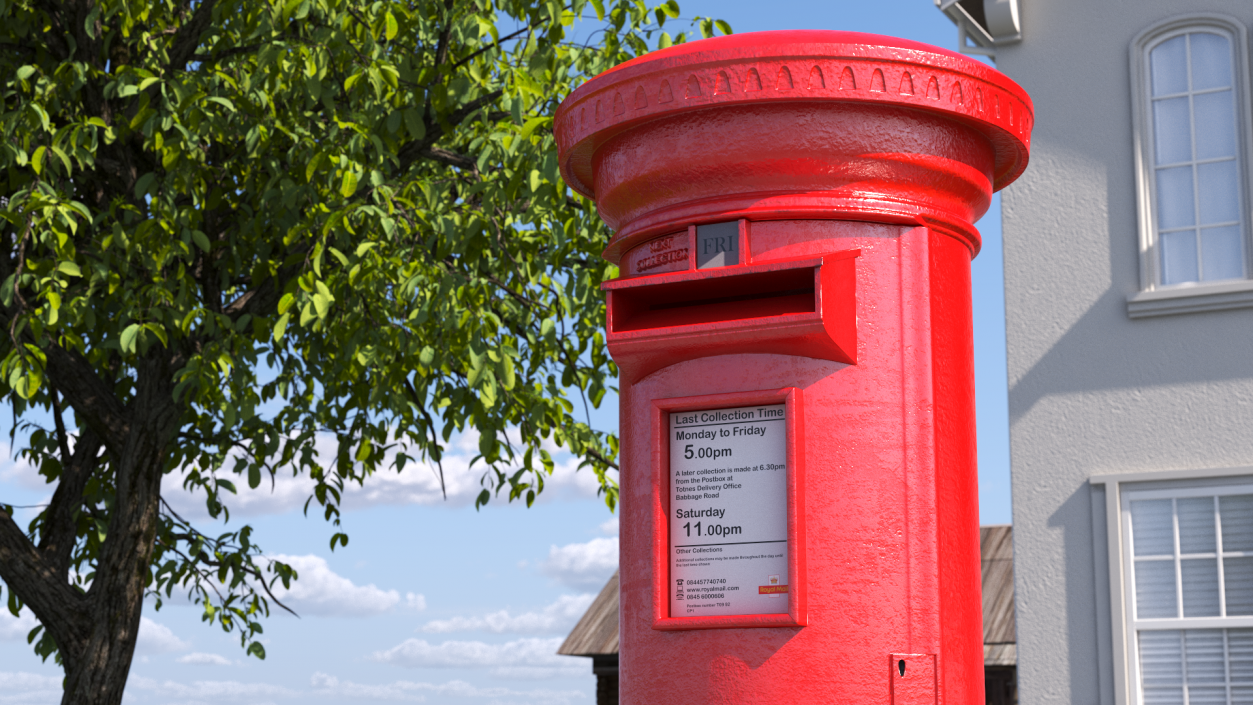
[760,575,787,595]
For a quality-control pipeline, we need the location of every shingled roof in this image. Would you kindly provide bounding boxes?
[558,569,620,656]
[981,525,1016,666]
[559,525,1017,663]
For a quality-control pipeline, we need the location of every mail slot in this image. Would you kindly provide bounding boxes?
[555,29,1033,705]
[604,245,857,381]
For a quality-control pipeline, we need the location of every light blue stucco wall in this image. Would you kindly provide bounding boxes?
[994,2,1253,703]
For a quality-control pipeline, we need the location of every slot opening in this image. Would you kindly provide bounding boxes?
[611,266,818,333]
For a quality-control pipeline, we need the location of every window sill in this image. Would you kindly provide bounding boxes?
[1126,280,1253,318]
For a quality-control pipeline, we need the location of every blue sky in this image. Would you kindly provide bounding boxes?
[0,2,1014,703]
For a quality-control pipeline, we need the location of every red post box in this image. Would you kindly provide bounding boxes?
[555,31,1032,704]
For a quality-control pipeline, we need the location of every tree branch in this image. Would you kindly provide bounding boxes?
[41,342,130,448]
[39,427,104,580]
[166,0,219,72]
[583,448,619,471]
[0,509,89,660]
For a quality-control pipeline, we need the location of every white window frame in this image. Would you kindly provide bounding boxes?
[1127,15,1253,319]
[1093,467,1253,705]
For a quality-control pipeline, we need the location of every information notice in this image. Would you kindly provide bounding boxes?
[669,404,788,618]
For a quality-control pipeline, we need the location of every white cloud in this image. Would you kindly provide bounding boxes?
[177,652,233,666]
[599,517,618,536]
[0,608,39,642]
[0,672,63,704]
[406,593,427,611]
[539,538,618,589]
[161,430,607,522]
[136,617,191,654]
[127,675,301,702]
[268,554,415,618]
[0,443,43,489]
[370,637,583,678]
[420,594,594,635]
[309,673,586,702]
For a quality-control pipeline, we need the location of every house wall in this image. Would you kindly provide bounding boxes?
[994,1,1253,703]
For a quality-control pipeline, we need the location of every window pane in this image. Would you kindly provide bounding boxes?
[1138,560,1180,618]
[1152,35,1189,97]
[1154,97,1193,165]
[1141,630,1185,705]
[1202,226,1245,281]
[1185,630,1226,686]
[1191,32,1234,91]
[1221,495,1253,552]
[1182,559,1221,617]
[1226,557,1253,615]
[1162,230,1200,285]
[1189,687,1227,705]
[1195,90,1238,160]
[1134,499,1178,555]
[1157,166,1197,230]
[1198,160,1241,225]
[1231,629,1253,684]
[1179,497,1218,554]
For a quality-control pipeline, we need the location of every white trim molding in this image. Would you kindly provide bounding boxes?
[1129,14,1253,314]
[1091,466,1253,705]
[1127,279,1253,318]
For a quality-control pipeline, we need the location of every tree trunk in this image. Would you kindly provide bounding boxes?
[0,353,179,705]
[59,444,166,704]
[59,359,179,705]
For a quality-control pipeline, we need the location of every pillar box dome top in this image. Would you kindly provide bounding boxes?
[554,30,1034,262]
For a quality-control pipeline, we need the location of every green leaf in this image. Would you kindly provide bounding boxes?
[57,261,82,277]
[517,117,549,141]
[248,464,261,489]
[403,108,425,141]
[31,146,46,175]
[590,0,605,20]
[305,154,323,183]
[272,312,291,342]
[314,280,334,304]
[192,231,211,252]
[664,0,681,18]
[715,19,733,35]
[120,324,142,353]
[340,171,359,198]
[206,96,236,112]
[16,65,36,80]
[384,11,398,40]
[143,323,168,347]
[50,146,71,175]
[134,172,157,199]
[501,355,516,390]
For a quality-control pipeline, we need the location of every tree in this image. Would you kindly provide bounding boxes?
[0,0,725,701]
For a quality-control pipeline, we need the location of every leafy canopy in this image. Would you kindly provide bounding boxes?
[0,0,729,665]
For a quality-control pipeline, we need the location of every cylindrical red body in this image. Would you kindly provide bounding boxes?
[556,31,1032,705]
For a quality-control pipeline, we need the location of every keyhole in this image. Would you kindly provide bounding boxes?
[898,659,906,677]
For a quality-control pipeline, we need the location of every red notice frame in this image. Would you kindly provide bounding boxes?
[650,387,807,631]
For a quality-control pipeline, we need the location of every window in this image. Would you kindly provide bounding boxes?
[1122,484,1253,704]
[1128,17,1253,318]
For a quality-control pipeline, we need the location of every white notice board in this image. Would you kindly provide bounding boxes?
[669,404,788,617]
